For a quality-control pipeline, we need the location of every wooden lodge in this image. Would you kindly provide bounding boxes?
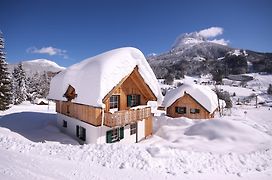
[162,83,219,119]
[48,47,162,144]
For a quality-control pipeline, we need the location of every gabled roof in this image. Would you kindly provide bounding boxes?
[162,83,218,113]
[48,47,162,107]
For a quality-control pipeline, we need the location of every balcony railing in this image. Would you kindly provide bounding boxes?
[104,106,151,127]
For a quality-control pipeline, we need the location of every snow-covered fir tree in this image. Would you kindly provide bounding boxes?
[12,62,28,105]
[26,71,51,101]
[39,71,50,98]
[0,32,12,110]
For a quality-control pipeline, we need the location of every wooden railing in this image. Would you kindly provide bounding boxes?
[104,107,151,127]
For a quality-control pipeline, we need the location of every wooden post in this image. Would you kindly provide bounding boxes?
[255,95,258,108]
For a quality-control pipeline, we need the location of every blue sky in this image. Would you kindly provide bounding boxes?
[1,0,272,67]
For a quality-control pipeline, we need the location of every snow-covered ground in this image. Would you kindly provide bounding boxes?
[1,73,272,180]
[1,102,272,179]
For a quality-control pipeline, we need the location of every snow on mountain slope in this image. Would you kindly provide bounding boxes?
[8,59,65,76]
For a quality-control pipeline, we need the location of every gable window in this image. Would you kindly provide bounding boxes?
[175,107,186,114]
[190,108,200,114]
[127,94,140,107]
[106,127,124,143]
[63,120,67,128]
[130,123,137,135]
[110,95,119,109]
[76,125,86,141]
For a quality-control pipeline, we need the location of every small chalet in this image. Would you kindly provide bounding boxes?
[162,83,219,119]
[48,47,162,144]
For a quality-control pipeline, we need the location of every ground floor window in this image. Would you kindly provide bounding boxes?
[63,120,67,128]
[190,108,200,114]
[175,107,186,114]
[130,123,137,135]
[76,125,86,141]
[106,127,124,143]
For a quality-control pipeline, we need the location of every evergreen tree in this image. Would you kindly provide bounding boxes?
[38,71,50,98]
[12,62,28,104]
[0,32,12,110]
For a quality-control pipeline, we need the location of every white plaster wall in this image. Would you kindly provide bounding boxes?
[57,113,110,144]
[119,125,136,143]
[57,113,143,144]
[137,119,145,141]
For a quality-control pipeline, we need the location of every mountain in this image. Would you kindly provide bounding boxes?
[8,59,65,77]
[147,31,272,79]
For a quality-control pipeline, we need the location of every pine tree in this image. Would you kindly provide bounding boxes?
[12,62,28,104]
[0,32,12,110]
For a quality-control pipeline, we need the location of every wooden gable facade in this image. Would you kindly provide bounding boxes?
[55,66,155,137]
[166,92,215,119]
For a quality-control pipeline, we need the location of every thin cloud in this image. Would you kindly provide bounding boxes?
[209,38,229,46]
[198,27,223,38]
[27,46,68,59]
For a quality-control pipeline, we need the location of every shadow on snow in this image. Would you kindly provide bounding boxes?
[0,112,78,145]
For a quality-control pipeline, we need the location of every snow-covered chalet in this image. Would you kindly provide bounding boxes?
[162,83,219,119]
[48,47,162,144]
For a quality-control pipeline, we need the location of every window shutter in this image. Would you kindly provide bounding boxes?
[76,125,79,137]
[137,95,141,106]
[82,128,86,141]
[119,127,124,140]
[127,95,132,107]
[106,130,112,143]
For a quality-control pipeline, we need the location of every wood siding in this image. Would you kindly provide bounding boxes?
[166,93,214,119]
[55,100,102,126]
[103,67,157,112]
[144,116,153,137]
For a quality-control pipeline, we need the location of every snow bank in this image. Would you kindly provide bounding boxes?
[151,115,272,153]
[162,83,218,113]
[185,118,271,143]
[48,47,162,107]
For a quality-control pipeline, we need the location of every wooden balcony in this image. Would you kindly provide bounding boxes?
[104,106,151,127]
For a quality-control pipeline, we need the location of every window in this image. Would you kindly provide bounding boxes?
[127,94,140,107]
[63,120,67,128]
[76,125,86,141]
[106,127,124,143]
[175,107,186,114]
[130,123,137,135]
[190,108,200,114]
[110,95,119,109]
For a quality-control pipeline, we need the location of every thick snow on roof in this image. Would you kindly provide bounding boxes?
[162,83,218,113]
[48,47,162,107]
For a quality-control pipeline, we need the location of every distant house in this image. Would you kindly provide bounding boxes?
[34,98,48,105]
[162,83,219,119]
[48,47,162,144]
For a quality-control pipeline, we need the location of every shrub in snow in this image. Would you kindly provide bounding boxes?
[164,74,174,85]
